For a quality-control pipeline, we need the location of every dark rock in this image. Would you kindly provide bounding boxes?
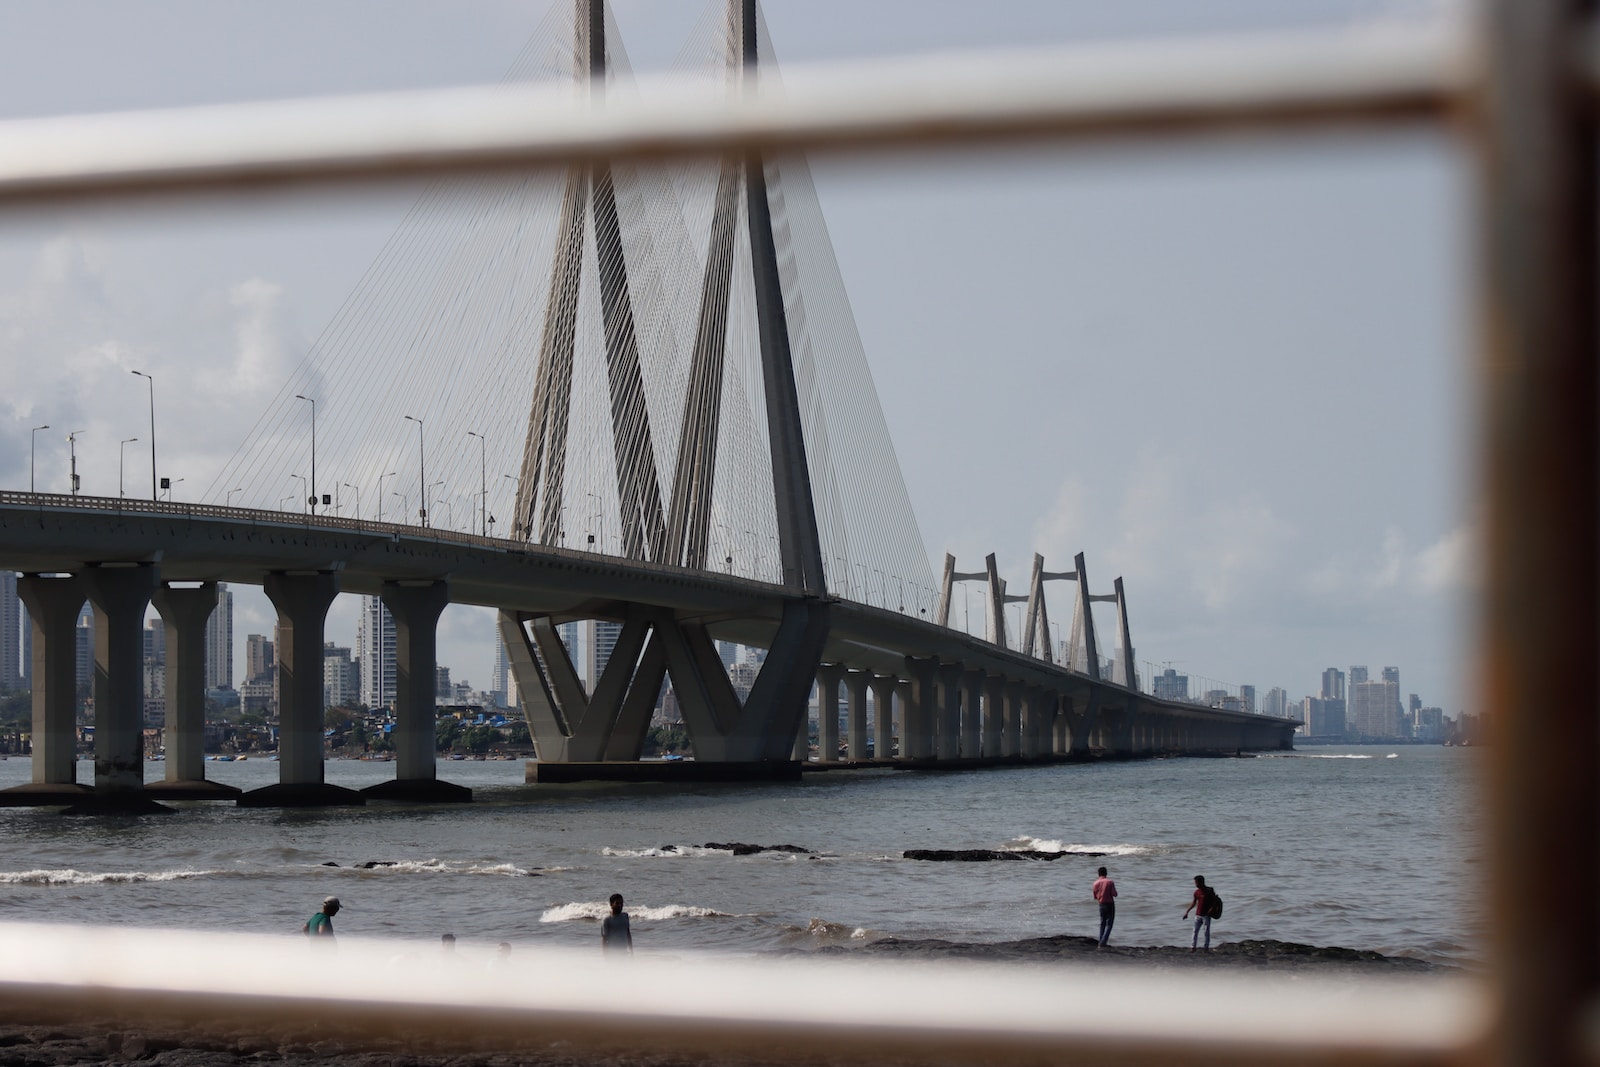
[319,861,340,867]
[356,861,396,869]
[702,842,814,856]
[902,848,1080,862]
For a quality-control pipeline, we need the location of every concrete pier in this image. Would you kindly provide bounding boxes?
[871,675,896,759]
[845,670,869,761]
[147,582,240,801]
[0,575,91,806]
[243,571,362,807]
[901,659,936,760]
[816,664,842,762]
[85,563,159,798]
[365,580,469,803]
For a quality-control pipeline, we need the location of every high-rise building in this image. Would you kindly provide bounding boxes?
[1320,668,1345,702]
[75,606,93,696]
[204,584,233,690]
[435,665,451,700]
[1239,685,1256,713]
[245,634,274,684]
[357,596,396,710]
[1351,678,1402,739]
[1349,665,1369,686]
[323,644,359,708]
[1153,669,1189,702]
[586,620,621,690]
[1300,696,1347,738]
[0,572,20,692]
[1262,687,1288,717]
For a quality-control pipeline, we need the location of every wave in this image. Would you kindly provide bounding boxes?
[1296,754,1374,760]
[0,868,220,887]
[1005,836,1157,857]
[340,859,539,877]
[598,845,807,860]
[539,901,736,923]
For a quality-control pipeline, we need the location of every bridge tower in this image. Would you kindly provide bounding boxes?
[502,0,830,770]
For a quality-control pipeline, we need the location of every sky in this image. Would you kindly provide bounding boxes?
[0,0,1472,713]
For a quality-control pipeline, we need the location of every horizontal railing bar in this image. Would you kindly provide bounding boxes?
[0,924,1482,1066]
[0,25,1466,204]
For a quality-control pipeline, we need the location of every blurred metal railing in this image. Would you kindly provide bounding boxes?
[0,2,1592,1063]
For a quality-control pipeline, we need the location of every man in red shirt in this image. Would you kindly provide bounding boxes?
[1091,867,1118,947]
[1182,875,1214,951]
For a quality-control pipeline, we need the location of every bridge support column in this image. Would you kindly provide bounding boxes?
[367,580,468,803]
[902,658,936,760]
[816,665,843,762]
[961,670,983,758]
[982,675,1005,758]
[936,662,962,760]
[1001,681,1023,758]
[895,679,913,759]
[845,670,870,761]
[147,582,239,800]
[1052,694,1070,755]
[0,575,90,805]
[792,712,809,761]
[1018,686,1043,759]
[84,563,159,803]
[244,571,361,807]
[871,675,896,759]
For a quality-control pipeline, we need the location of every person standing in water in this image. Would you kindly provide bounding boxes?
[601,893,633,955]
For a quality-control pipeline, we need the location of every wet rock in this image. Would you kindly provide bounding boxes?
[902,848,1079,862]
[702,842,814,856]
[356,861,396,869]
[319,861,340,867]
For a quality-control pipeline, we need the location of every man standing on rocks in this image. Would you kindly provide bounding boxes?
[1091,867,1118,947]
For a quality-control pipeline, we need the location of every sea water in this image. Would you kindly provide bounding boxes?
[0,746,1479,966]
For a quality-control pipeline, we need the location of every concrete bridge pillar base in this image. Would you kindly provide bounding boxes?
[1002,681,1024,758]
[238,782,366,808]
[961,671,983,758]
[895,678,914,759]
[936,662,962,760]
[981,675,1004,758]
[13,574,86,789]
[254,571,340,797]
[870,676,896,759]
[901,659,937,760]
[151,582,217,786]
[845,670,870,760]
[363,778,472,803]
[816,665,843,762]
[85,563,159,794]
[381,579,461,792]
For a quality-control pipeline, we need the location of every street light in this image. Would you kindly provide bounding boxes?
[118,437,139,497]
[227,487,244,509]
[343,482,361,521]
[294,394,317,513]
[501,473,518,538]
[403,414,427,527]
[430,481,447,528]
[391,491,407,521]
[164,477,184,501]
[376,471,397,523]
[290,474,308,513]
[466,430,488,536]
[67,430,85,495]
[130,369,157,500]
[29,424,49,493]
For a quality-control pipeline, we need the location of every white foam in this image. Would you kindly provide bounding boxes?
[351,859,537,877]
[1006,836,1155,857]
[0,868,218,886]
[1298,754,1373,760]
[539,901,732,923]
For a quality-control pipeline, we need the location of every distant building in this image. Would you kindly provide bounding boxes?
[435,665,451,700]
[1414,706,1445,742]
[1321,668,1345,703]
[1300,696,1346,738]
[1203,689,1229,707]
[1350,678,1402,739]
[1239,685,1256,714]
[357,596,396,710]
[245,634,275,684]
[586,620,621,690]
[75,607,93,696]
[1153,669,1189,702]
[204,584,233,690]
[1349,665,1369,686]
[0,571,20,692]
[1261,687,1288,717]
[323,644,359,708]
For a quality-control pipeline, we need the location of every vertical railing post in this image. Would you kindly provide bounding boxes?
[1479,2,1597,1061]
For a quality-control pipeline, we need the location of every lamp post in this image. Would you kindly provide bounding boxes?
[391,491,407,521]
[289,474,308,513]
[29,424,49,493]
[377,471,396,523]
[67,430,85,495]
[130,369,157,500]
[294,394,317,513]
[403,414,427,527]
[227,487,244,508]
[430,481,446,528]
[164,478,184,501]
[502,473,517,538]
[119,437,139,497]
[344,483,360,521]
[466,431,488,536]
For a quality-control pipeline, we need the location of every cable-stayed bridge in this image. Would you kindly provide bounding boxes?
[0,0,1295,808]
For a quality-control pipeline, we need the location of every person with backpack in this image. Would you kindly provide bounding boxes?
[303,896,341,938]
[1182,876,1220,952]
[1091,866,1118,948]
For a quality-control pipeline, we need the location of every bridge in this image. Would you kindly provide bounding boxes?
[0,0,1295,808]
